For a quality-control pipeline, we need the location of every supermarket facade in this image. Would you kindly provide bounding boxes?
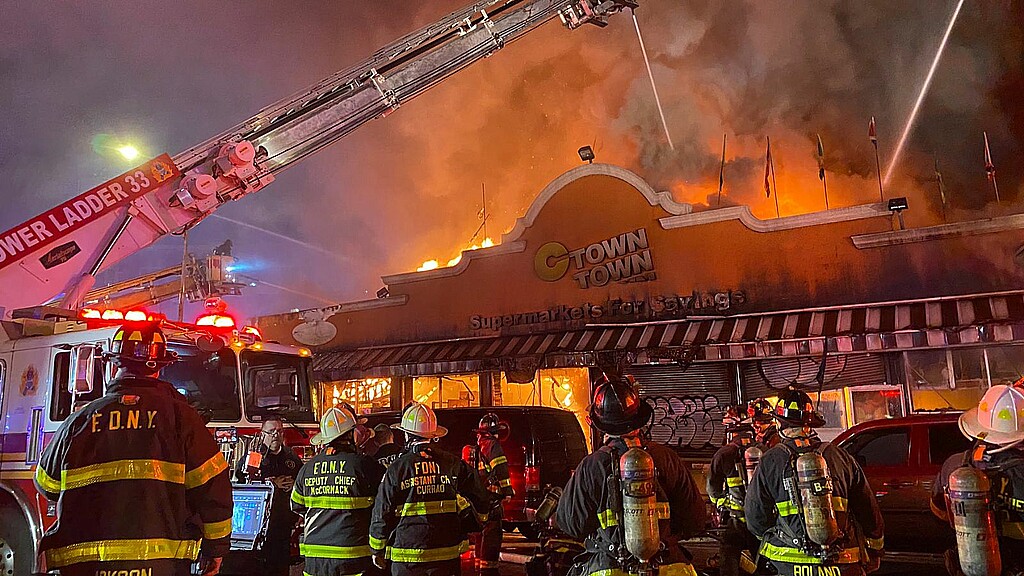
[255,164,1024,457]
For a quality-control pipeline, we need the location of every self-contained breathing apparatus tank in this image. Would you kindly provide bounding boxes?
[947,466,1002,576]
[620,447,661,572]
[795,451,840,547]
[744,445,763,485]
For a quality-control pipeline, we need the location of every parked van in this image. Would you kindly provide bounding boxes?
[364,406,589,539]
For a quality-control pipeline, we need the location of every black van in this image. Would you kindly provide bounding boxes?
[364,406,589,539]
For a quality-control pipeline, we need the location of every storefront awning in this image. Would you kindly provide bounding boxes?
[312,291,1024,380]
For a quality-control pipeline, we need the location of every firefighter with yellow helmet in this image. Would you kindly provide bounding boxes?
[744,387,884,576]
[556,374,706,576]
[930,384,1024,576]
[34,321,232,576]
[369,402,497,575]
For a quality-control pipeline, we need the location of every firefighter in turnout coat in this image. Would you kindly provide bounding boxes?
[744,388,884,576]
[556,375,706,576]
[291,405,386,576]
[34,322,232,576]
[930,384,1024,576]
[370,403,497,576]
[707,411,757,576]
[473,413,514,575]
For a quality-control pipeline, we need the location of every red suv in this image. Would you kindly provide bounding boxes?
[833,412,971,556]
[363,406,589,539]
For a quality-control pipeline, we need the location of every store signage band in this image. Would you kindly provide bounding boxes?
[534,227,655,288]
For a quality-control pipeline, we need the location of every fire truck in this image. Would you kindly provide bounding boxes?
[0,0,636,573]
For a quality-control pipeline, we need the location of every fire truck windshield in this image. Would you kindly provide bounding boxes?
[241,350,315,423]
[162,346,242,422]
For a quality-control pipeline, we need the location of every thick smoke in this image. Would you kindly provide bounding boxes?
[1,1,1021,316]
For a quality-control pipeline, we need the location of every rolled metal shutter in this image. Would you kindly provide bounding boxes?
[740,353,888,399]
[631,363,732,457]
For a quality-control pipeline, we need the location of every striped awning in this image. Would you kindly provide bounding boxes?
[312,291,1024,380]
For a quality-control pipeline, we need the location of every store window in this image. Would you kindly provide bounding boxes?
[322,378,392,414]
[983,345,1024,386]
[499,367,591,446]
[412,374,480,409]
[906,349,986,411]
[849,388,904,425]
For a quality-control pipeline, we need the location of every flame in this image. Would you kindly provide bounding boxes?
[419,237,497,271]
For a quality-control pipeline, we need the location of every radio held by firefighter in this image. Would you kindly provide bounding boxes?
[556,374,706,576]
[930,383,1024,576]
[744,387,885,576]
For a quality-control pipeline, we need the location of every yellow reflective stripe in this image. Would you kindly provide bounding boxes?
[655,502,670,520]
[44,538,200,567]
[291,493,374,510]
[588,570,632,576]
[865,536,884,550]
[499,479,512,487]
[398,499,459,516]
[775,501,799,516]
[61,459,185,490]
[185,452,228,489]
[386,540,468,563]
[832,496,848,511]
[300,543,372,559]
[598,509,618,529]
[726,501,745,512]
[489,456,507,468]
[1002,521,1024,540]
[34,465,61,494]
[726,477,744,487]
[203,518,232,540]
[456,495,471,511]
[369,536,386,550]
[759,542,860,564]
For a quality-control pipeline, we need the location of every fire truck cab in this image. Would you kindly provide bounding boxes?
[0,305,317,576]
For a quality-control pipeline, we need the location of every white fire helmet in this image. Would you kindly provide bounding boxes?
[959,384,1024,447]
[311,406,359,446]
[392,402,447,439]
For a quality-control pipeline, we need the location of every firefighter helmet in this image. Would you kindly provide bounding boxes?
[474,412,508,436]
[392,402,447,439]
[311,406,359,446]
[588,374,653,436]
[748,398,774,423]
[772,387,826,428]
[959,384,1024,447]
[106,322,175,367]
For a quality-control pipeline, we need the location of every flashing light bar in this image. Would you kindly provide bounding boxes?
[196,313,236,329]
[79,308,162,323]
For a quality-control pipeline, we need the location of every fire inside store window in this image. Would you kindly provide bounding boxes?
[323,378,392,414]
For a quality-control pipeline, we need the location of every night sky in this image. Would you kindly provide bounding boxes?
[3,1,1021,320]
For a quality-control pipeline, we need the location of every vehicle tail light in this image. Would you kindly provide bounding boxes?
[525,465,541,492]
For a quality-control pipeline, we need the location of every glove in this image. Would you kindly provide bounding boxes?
[372,553,389,570]
[196,556,222,576]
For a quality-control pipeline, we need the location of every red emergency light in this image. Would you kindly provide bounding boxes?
[79,307,163,324]
[196,313,236,329]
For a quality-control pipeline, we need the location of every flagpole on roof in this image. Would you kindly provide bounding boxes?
[771,138,780,218]
[765,136,780,218]
[817,134,829,210]
[984,132,1000,203]
[934,156,947,223]
[717,134,726,206]
[869,117,884,202]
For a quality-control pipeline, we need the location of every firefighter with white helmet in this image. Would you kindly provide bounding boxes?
[556,374,706,576]
[930,384,1024,576]
[744,387,884,576]
[369,402,497,575]
[707,408,757,576]
[34,321,232,576]
[291,405,385,576]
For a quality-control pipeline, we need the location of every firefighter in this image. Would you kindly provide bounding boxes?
[369,402,496,576]
[472,413,515,576]
[34,321,232,576]
[235,415,304,576]
[930,384,1024,576]
[291,405,386,576]
[556,374,706,576]
[744,387,884,576]
[373,423,405,468]
[707,411,757,576]
[748,398,780,449]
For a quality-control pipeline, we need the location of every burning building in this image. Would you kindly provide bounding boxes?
[255,163,1024,457]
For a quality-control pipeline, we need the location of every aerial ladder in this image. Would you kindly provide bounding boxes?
[0,0,638,318]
